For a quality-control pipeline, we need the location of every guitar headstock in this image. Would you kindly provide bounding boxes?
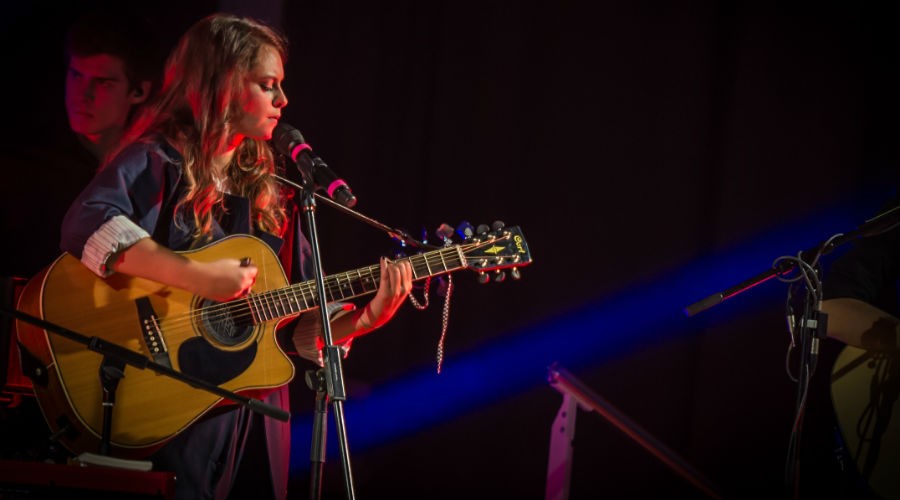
[454,221,533,283]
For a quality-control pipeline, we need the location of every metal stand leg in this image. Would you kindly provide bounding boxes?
[545,393,577,500]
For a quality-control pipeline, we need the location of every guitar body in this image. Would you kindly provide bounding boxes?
[12,224,534,459]
[16,235,296,458]
[830,345,899,499]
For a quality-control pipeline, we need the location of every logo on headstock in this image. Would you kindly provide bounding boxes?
[484,245,506,255]
[514,235,526,254]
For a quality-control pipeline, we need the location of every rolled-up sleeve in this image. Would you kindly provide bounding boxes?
[80,215,151,277]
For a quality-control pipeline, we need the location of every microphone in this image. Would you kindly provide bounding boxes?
[272,122,357,208]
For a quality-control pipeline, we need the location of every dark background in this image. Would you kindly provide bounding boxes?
[2,1,899,498]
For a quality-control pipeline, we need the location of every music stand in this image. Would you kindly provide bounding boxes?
[545,363,723,499]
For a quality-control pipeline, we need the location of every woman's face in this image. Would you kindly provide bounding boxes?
[234,44,287,141]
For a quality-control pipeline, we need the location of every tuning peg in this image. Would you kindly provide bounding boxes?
[477,272,490,284]
[456,221,474,240]
[491,220,506,232]
[510,267,521,280]
[476,224,490,236]
[392,228,413,247]
[493,270,507,283]
[435,223,455,245]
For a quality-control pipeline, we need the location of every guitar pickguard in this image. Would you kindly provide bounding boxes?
[178,337,257,386]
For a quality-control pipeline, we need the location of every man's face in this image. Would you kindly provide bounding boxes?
[65,54,143,139]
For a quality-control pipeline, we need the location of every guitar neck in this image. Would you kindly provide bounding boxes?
[246,245,467,321]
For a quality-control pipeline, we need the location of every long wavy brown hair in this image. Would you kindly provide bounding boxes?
[110,13,288,244]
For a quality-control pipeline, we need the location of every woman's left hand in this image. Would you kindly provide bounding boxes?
[357,256,413,331]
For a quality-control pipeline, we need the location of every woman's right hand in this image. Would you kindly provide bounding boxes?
[111,238,258,302]
[192,259,258,302]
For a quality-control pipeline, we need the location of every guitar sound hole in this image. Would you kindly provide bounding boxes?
[198,299,255,346]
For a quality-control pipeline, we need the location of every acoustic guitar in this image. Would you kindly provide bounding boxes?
[830,344,899,499]
[16,226,532,458]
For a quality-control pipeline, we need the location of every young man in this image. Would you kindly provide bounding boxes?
[64,13,156,162]
[0,8,163,462]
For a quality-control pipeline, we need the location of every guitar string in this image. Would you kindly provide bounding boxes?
[147,240,492,334]
[175,239,486,325]
[191,251,463,324]
[66,237,505,345]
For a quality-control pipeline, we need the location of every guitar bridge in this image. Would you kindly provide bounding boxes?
[135,297,172,368]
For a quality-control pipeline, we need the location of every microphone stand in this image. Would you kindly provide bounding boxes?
[682,206,900,499]
[684,205,900,317]
[277,172,355,499]
[0,306,290,458]
[273,173,432,500]
[303,187,359,500]
[277,177,357,500]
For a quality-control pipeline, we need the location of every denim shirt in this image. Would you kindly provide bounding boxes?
[60,139,295,271]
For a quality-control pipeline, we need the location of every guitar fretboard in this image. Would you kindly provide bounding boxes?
[246,245,467,323]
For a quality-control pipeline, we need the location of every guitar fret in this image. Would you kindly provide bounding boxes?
[324,277,336,303]
[410,255,425,279]
[438,250,449,272]
[428,252,443,274]
[265,291,277,318]
[273,290,284,316]
[454,246,466,269]
[367,266,378,291]
[283,287,296,312]
[248,294,262,323]
[258,293,272,321]
[255,293,266,321]
[273,289,287,316]
[250,293,261,321]
[291,286,306,313]
[263,291,276,320]
[306,283,320,306]
[293,284,310,310]
[359,267,375,293]
[336,273,354,298]
[422,253,433,276]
